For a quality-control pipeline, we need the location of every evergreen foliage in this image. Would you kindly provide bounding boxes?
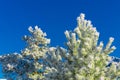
[0,13,120,80]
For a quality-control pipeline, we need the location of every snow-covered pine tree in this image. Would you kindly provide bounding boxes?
[0,13,120,80]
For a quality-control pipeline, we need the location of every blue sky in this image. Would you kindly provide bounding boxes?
[0,0,120,78]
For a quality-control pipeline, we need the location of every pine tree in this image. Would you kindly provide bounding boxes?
[0,13,120,80]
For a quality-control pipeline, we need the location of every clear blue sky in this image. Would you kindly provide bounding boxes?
[0,0,120,78]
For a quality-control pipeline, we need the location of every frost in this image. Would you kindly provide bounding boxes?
[0,13,120,80]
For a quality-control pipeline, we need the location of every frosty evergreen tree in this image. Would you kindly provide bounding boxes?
[0,13,120,80]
